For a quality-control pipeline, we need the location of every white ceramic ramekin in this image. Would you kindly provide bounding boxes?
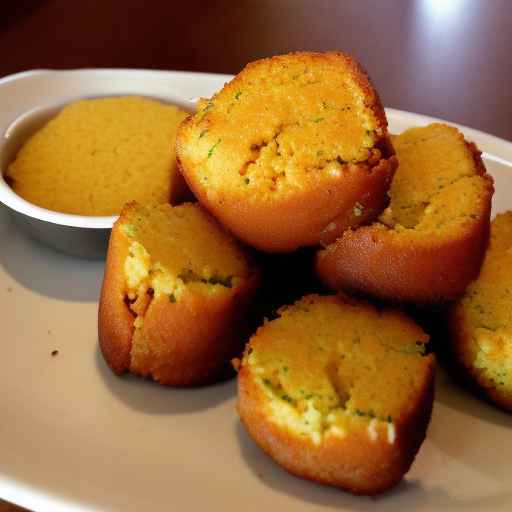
[0,69,229,258]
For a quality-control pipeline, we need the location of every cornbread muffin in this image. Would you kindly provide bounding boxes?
[7,96,189,215]
[98,202,260,386]
[176,51,397,252]
[316,124,494,303]
[449,212,512,411]
[236,294,435,495]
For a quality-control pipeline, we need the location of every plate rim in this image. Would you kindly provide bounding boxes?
[1,67,511,512]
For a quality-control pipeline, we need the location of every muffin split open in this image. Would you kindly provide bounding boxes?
[316,123,494,303]
[237,294,435,494]
[98,202,260,385]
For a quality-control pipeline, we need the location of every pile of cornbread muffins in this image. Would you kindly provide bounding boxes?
[8,51,511,496]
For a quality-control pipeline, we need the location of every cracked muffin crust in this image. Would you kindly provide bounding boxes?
[316,123,494,303]
[176,51,397,252]
[449,212,512,411]
[98,202,260,386]
[236,294,435,495]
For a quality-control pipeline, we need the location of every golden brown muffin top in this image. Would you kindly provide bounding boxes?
[7,96,188,215]
[378,123,492,239]
[177,51,388,200]
[242,294,433,442]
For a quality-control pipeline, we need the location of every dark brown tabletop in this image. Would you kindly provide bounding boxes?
[1,0,511,510]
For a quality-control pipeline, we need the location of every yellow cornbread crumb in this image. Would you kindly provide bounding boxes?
[380,123,489,236]
[179,52,385,198]
[7,96,188,215]
[315,122,493,304]
[455,212,512,406]
[122,202,250,315]
[243,294,433,444]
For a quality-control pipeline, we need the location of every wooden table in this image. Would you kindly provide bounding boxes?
[1,0,510,510]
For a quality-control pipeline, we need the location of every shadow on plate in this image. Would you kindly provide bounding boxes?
[434,369,512,429]
[426,370,512,489]
[412,305,512,430]
[235,421,511,511]
[95,345,236,415]
[0,205,103,302]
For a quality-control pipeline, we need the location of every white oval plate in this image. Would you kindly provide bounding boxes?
[0,69,511,512]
